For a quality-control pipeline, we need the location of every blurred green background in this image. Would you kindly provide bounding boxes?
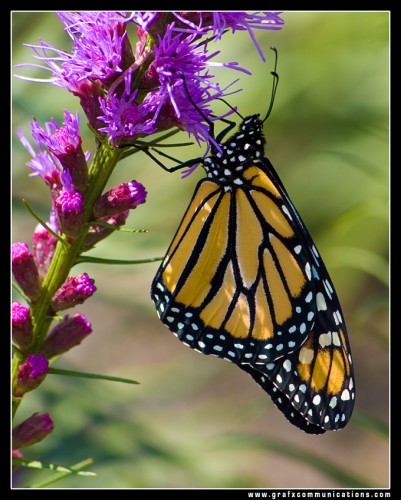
[12,12,389,488]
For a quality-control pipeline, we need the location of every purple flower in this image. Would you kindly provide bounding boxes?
[32,211,59,279]
[128,11,284,61]
[17,11,284,156]
[30,110,88,192]
[54,171,85,240]
[127,12,166,33]
[56,12,134,88]
[43,313,92,358]
[12,242,41,301]
[17,13,132,89]
[176,12,284,61]
[12,302,33,352]
[14,354,49,397]
[93,180,147,219]
[52,273,96,312]
[147,24,248,113]
[13,412,54,449]
[17,128,62,197]
[83,211,130,250]
[143,79,233,155]
[151,27,217,91]
[98,80,156,144]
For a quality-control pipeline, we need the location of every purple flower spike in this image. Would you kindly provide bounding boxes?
[30,111,88,192]
[52,273,96,312]
[12,302,33,352]
[12,242,41,301]
[93,181,147,219]
[43,313,92,358]
[14,354,49,397]
[13,412,54,450]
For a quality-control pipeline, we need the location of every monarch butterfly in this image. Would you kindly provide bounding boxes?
[150,51,355,434]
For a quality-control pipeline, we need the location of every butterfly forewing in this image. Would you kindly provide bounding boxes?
[152,164,319,365]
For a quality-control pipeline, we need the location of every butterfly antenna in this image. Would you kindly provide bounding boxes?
[262,47,279,124]
[216,98,244,120]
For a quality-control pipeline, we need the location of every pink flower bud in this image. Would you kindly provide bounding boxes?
[13,412,54,449]
[12,302,33,351]
[54,189,85,240]
[32,222,58,279]
[43,313,92,358]
[51,273,96,311]
[14,354,49,397]
[93,180,147,219]
[12,242,41,301]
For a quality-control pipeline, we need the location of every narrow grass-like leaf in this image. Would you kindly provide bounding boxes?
[13,456,95,476]
[91,220,148,233]
[75,255,162,265]
[24,458,96,488]
[49,367,139,385]
[12,281,29,302]
[21,199,67,247]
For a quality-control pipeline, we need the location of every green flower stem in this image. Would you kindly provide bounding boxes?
[12,142,122,420]
[12,355,23,418]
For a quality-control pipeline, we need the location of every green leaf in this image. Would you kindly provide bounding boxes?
[75,255,163,265]
[12,281,29,302]
[48,367,140,385]
[14,458,96,488]
[21,199,67,247]
[91,220,148,233]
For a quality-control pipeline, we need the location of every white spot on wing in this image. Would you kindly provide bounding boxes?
[316,292,327,311]
[282,205,293,220]
[319,332,332,348]
[305,263,312,281]
[329,396,337,409]
[332,331,341,346]
[312,395,321,405]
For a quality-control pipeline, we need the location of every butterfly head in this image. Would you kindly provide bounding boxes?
[203,114,266,185]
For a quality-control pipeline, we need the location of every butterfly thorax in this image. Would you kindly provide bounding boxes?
[203,114,266,187]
